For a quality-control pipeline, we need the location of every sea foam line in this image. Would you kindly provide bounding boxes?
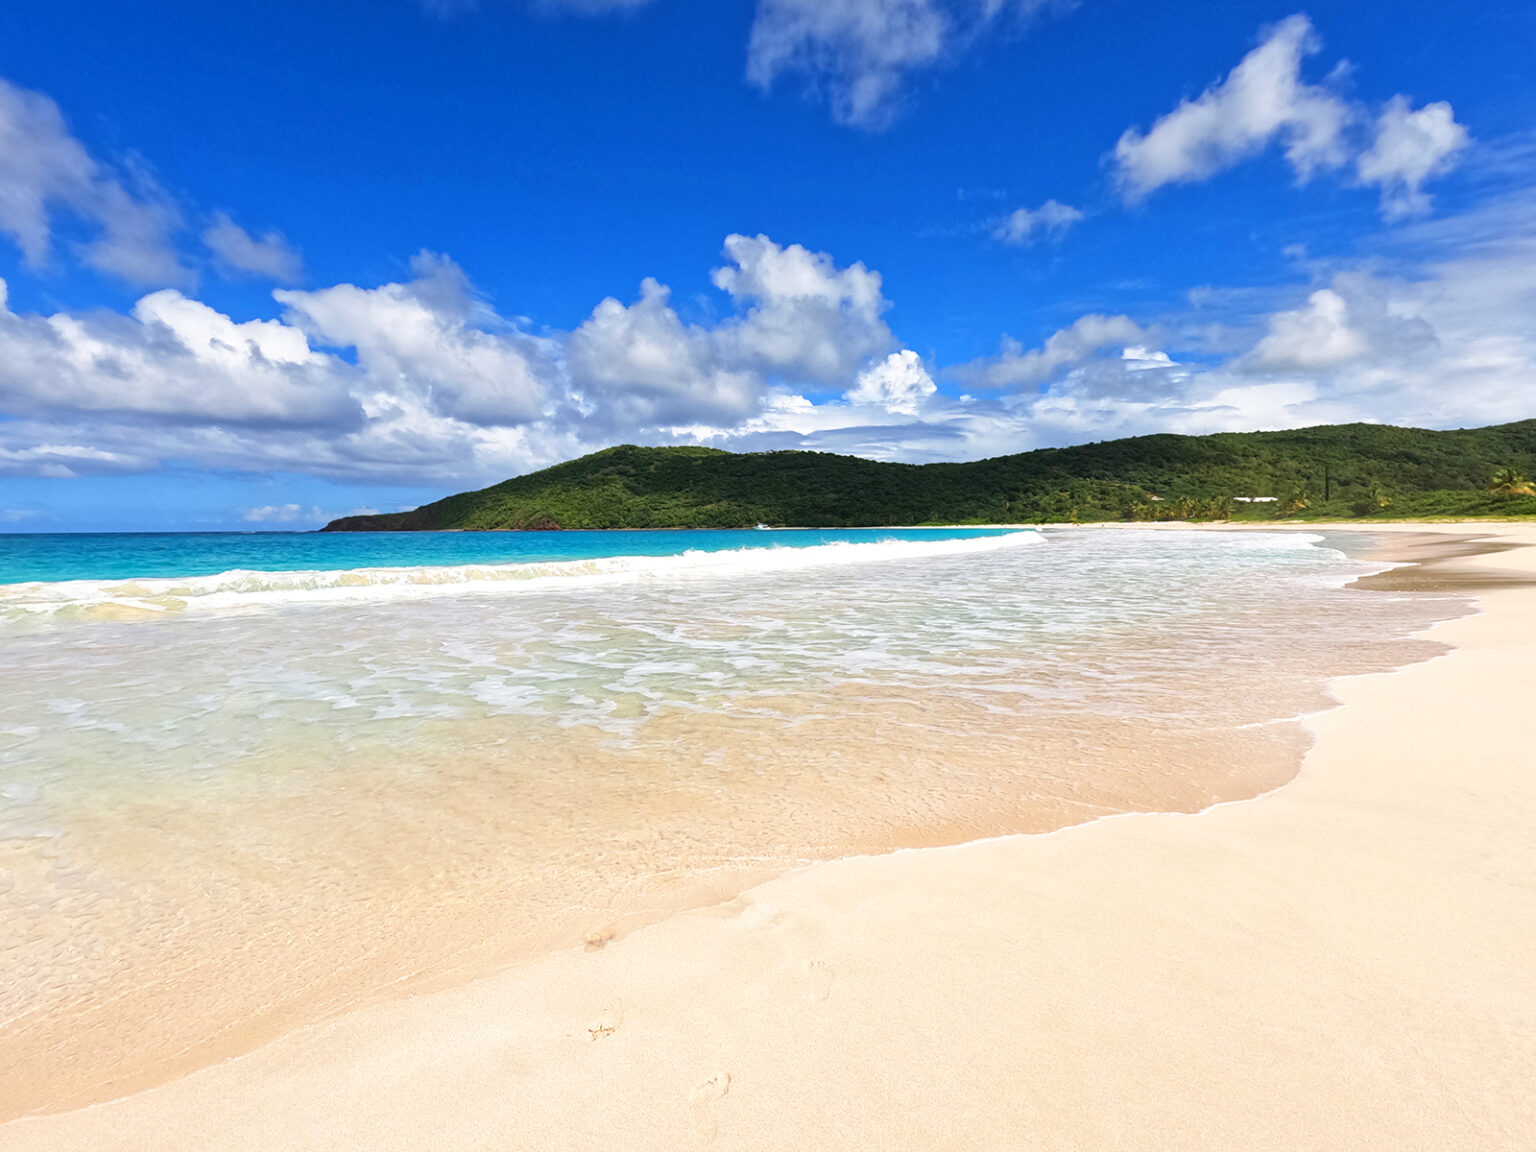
[0,530,1044,618]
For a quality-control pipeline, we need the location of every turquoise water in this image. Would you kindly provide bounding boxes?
[0,528,1015,586]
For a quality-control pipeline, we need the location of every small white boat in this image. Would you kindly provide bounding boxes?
[754,523,771,530]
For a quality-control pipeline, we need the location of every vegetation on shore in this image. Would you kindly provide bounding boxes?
[322,420,1536,531]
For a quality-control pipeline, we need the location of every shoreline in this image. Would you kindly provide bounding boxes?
[5,523,1534,1149]
[0,528,1384,1120]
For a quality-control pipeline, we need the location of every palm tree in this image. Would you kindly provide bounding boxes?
[1488,467,1536,497]
[1352,484,1391,517]
[1275,490,1309,519]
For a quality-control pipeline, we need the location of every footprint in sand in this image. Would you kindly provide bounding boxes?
[687,1071,730,1144]
[583,923,617,952]
[806,959,835,1002]
[587,999,624,1041]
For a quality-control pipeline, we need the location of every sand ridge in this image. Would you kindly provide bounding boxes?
[3,523,1533,1150]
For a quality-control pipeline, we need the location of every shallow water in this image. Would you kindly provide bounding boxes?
[0,527,1466,1116]
[0,526,1017,587]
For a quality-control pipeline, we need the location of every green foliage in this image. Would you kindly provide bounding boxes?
[1350,484,1392,517]
[1274,489,1310,519]
[1489,466,1536,497]
[322,421,1536,532]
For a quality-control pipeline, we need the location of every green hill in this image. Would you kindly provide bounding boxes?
[321,421,1536,531]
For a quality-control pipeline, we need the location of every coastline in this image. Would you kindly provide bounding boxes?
[4,524,1534,1149]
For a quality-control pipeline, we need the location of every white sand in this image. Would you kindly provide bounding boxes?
[5,523,1534,1150]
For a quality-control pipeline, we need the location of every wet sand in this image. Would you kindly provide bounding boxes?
[1348,530,1536,592]
[3,523,1533,1149]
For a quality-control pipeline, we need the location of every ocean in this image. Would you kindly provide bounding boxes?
[0,526,1465,1117]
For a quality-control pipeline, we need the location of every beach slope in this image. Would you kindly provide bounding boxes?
[4,524,1534,1151]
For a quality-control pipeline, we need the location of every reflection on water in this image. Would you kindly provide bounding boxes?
[0,529,1464,1117]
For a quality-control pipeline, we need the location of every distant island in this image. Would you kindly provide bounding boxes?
[321,420,1536,531]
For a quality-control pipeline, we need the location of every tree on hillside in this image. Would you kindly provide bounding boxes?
[1488,467,1536,497]
[1275,489,1310,519]
[1351,484,1392,516]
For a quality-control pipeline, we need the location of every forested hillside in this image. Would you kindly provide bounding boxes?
[322,421,1536,530]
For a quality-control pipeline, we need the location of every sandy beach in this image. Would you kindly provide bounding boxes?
[3,522,1533,1151]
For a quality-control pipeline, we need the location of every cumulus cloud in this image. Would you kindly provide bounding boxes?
[1015,212,1536,443]
[5,179,1536,491]
[710,232,893,382]
[992,199,1083,245]
[1120,345,1176,372]
[802,201,1536,452]
[1242,288,1368,371]
[0,231,907,482]
[844,349,937,413]
[0,278,358,426]
[1357,96,1471,220]
[1111,14,1470,220]
[203,212,304,282]
[277,251,553,427]
[747,0,1058,129]
[569,234,895,428]
[567,277,763,426]
[0,76,188,285]
[1112,15,1352,199]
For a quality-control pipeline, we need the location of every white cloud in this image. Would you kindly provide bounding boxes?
[1243,288,1369,371]
[276,251,553,427]
[748,0,950,128]
[0,277,359,426]
[710,233,893,383]
[958,313,1151,389]
[243,503,323,523]
[844,349,937,413]
[568,234,895,428]
[0,439,157,479]
[1111,15,1472,222]
[992,199,1083,246]
[203,212,304,282]
[0,230,906,483]
[747,0,1056,129]
[427,0,1049,131]
[0,76,187,285]
[5,177,1536,492]
[1112,15,1353,199]
[1357,96,1471,221]
[567,277,763,426]
[1121,345,1175,371]
[1014,202,1536,441]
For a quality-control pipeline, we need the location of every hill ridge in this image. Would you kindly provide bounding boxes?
[321,420,1536,530]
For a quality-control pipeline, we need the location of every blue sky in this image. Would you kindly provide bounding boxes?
[1,0,1534,530]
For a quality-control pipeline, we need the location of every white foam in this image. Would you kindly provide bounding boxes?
[0,531,1043,620]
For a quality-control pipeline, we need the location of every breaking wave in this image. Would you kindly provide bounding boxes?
[0,529,1044,621]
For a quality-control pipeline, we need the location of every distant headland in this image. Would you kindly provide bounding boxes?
[321,421,1536,532]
